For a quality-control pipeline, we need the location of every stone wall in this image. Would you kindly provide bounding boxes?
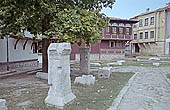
[0,59,38,72]
[74,53,125,61]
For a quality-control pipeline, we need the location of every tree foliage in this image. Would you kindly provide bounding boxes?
[0,0,115,73]
[0,0,114,45]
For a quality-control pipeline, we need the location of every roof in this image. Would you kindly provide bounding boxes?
[109,17,138,23]
[131,3,170,19]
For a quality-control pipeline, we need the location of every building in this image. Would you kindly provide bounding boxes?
[0,33,38,72]
[131,3,170,56]
[70,17,137,60]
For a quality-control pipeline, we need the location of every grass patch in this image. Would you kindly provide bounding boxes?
[65,72,134,110]
[0,72,134,110]
[167,74,170,79]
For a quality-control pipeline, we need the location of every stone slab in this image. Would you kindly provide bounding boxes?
[107,62,122,66]
[98,67,112,79]
[152,63,160,67]
[74,75,95,85]
[149,57,160,61]
[36,72,48,80]
[90,63,101,67]
[117,60,126,63]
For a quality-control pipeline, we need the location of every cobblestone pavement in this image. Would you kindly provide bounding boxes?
[110,66,170,110]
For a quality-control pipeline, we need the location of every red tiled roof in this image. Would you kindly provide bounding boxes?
[109,17,138,23]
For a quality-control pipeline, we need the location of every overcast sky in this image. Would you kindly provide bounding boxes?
[101,0,170,19]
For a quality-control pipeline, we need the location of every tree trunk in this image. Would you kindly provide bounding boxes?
[42,38,50,73]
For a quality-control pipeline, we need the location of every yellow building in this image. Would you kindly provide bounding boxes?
[131,3,170,56]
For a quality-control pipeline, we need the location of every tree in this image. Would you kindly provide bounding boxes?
[0,0,115,73]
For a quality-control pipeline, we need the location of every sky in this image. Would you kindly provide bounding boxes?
[101,0,170,19]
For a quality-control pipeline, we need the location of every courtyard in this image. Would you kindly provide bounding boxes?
[0,57,170,110]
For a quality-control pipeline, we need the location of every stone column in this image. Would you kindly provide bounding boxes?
[45,43,76,109]
[80,47,90,74]
[0,99,8,110]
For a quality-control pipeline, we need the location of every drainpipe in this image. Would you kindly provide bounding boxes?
[6,36,9,71]
[164,10,167,55]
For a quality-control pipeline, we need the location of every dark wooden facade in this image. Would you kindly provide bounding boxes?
[70,17,137,60]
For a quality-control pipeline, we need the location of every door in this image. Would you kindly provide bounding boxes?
[135,43,140,53]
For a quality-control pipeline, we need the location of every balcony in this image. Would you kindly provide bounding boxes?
[102,34,132,41]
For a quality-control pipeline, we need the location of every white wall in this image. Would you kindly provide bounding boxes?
[165,10,170,54]
[0,37,38,63]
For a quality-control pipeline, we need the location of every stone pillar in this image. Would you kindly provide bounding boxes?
[0,99,8,110]
[45,43,76,109]
[80,47,90,74]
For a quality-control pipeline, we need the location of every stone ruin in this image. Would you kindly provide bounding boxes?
[80,48,90,74]
[0,99,8,110]
[45,43,76,109]
[74,75,95,85]
[98,67,112,79]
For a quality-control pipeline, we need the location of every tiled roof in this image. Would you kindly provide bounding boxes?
[109,17,138,23]
[131,3,170,18]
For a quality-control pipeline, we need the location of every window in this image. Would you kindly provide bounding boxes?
[139,19,143,27]
[126,28,130,35]
[140,32,143,39]
[150,17,154,25]
[134,34,137,40]
[106,27,110,33]
[119,27,124,34]
[145,32,148,39]
[112,26,117,34]
[133,24,137,28]
[150,31,154,38]
[115,41,122,48]
[110,41,115,48]
[145,18,149,26]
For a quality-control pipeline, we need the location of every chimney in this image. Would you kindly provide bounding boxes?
[146,8,150,12]
[166,2,170,6]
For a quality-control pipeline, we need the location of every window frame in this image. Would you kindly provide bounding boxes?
[144,18,149,26]
[150,31,154,38]
[139,19,143,27]
[115,41,122,48]
[119,27,124,35]
[145,32,148,39]
[150,17,154,25]
[110,41,116,48]
[134,34,137,40]
[112,26,117,34]
[139,32,143,39]
[106,27,110,33]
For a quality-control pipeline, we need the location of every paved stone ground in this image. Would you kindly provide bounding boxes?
[110,66,170,110]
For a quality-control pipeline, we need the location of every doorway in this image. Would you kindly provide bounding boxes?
[135,43,140,53]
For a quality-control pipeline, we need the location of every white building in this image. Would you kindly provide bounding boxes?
[0,32,38,72]
[165,7,170,55]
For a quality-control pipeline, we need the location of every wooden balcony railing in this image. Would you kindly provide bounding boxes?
[102,34,132,40]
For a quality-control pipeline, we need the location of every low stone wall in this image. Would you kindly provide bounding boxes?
[100,54,125,60]
[74,53,125,61]
[0,59,38,72]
